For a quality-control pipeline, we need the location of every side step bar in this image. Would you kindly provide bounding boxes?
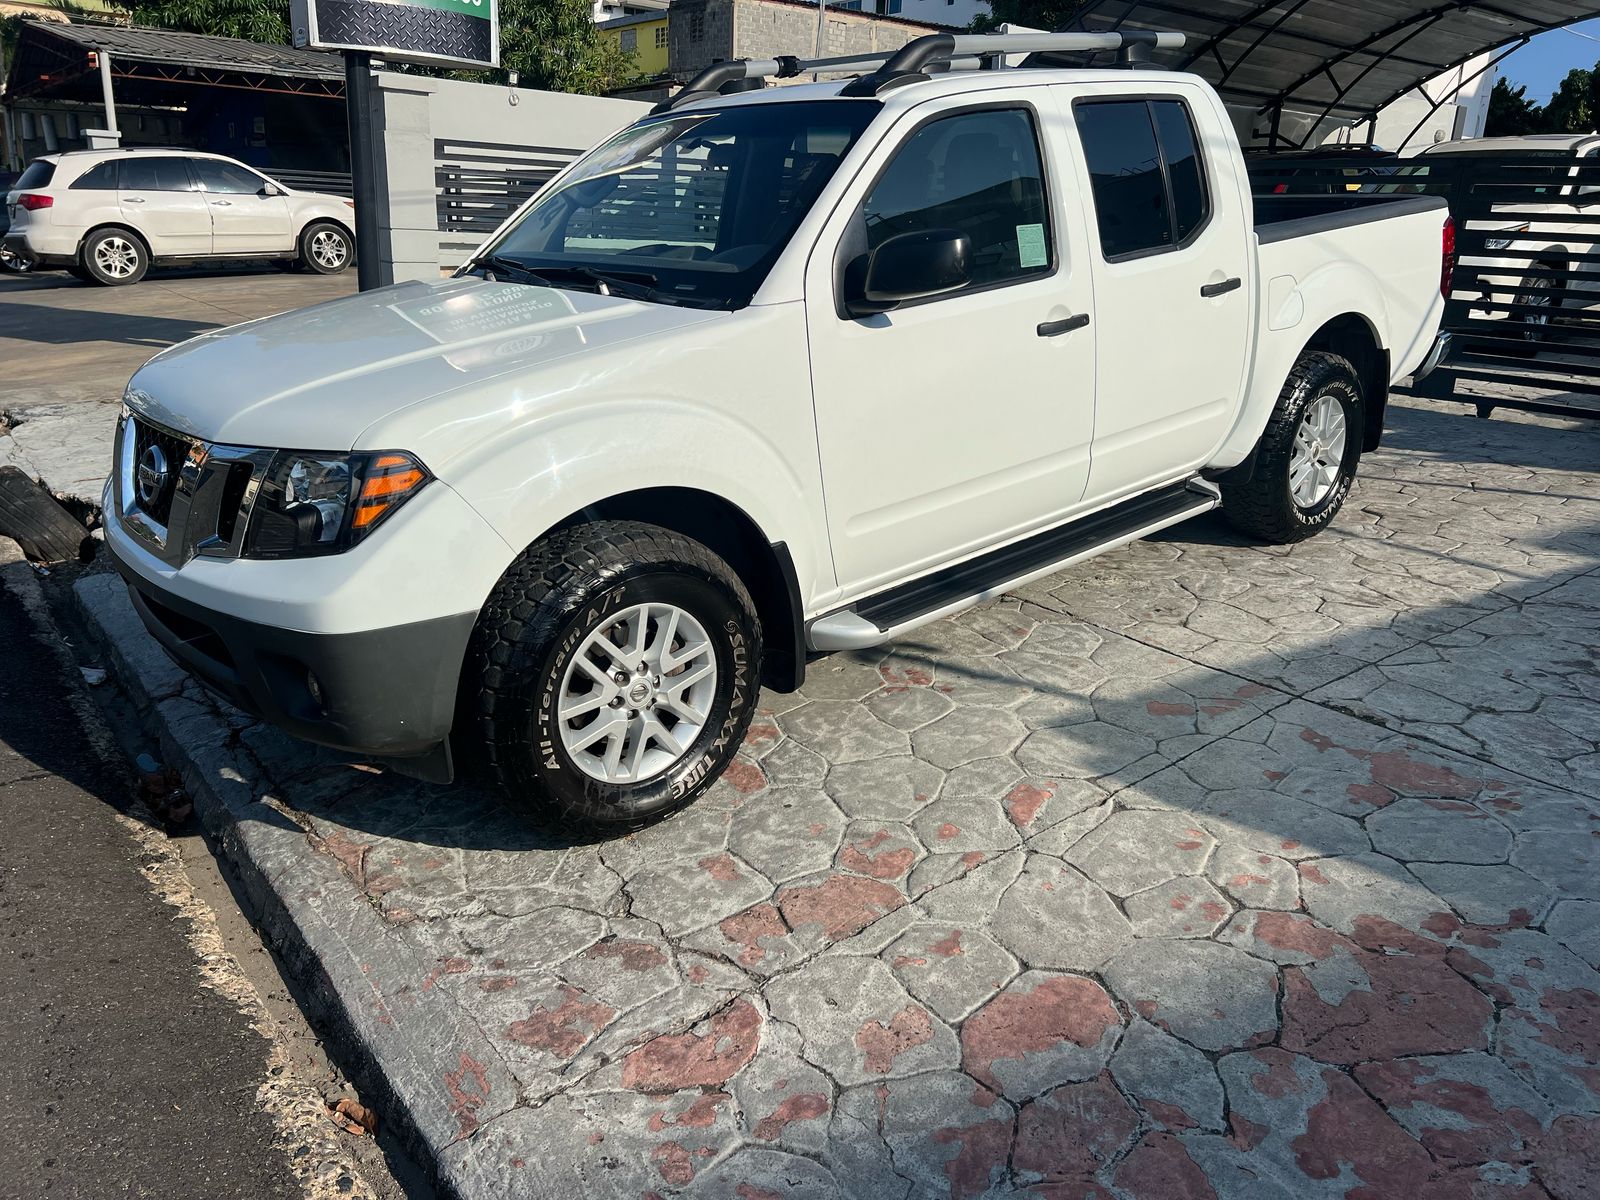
[808,479,1219,652]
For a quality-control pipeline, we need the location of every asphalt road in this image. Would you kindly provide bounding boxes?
[0,574,306,1200]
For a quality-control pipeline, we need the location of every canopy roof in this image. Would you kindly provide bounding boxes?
[6,20,344,103]
[1065,0,1600,137]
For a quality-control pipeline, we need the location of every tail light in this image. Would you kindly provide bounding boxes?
[17,193,53,211]
[1440,216,1456,299]
[1273,182,1287,194]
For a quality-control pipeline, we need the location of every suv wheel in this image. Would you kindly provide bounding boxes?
[81,227,148,286]
[299,222,353,274]
[467,521,762,830]
[1222,351,1362,544]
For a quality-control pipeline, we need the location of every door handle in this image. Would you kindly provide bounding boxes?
[124,196,145,203]
[1037,313,1090,337]
[212,200,232,207]
[1200,277,1242,298]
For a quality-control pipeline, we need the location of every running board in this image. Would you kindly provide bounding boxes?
[808,479,1219,652]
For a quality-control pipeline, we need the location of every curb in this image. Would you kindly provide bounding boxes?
[71,572,518,1199]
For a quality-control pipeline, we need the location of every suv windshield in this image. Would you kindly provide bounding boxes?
[475,100,879,309]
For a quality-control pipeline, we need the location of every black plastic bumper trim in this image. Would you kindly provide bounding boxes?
[107,537,475,764]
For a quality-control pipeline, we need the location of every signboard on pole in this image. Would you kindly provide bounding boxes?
[291,0,499,71]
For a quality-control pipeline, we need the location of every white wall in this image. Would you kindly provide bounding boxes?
[365,70,646,284]
[832,0,988,29]
[1323,53,1498,155]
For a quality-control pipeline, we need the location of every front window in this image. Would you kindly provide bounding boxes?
[192,159,271,194]
[476,100,879,309]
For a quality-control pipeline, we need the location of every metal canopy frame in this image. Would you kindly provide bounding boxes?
[5,21,345,104]
[1067,0,1600,145]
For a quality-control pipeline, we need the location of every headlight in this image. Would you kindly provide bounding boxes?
[1483,225,1530,252]
[245,450,429,558]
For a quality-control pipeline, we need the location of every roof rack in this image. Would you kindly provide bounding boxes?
[652,29,1185,113]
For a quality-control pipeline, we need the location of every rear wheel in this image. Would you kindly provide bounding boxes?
[298,221,352,274]
[1221,351,1362,544]
[81,227,148,286]
[1513,269,1560,344]
[466,521,762,831]
[0,243,34,275]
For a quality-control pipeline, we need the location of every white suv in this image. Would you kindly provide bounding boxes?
[2,148,356,286]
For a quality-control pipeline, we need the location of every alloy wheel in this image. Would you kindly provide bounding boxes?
[1288,393,1347,509]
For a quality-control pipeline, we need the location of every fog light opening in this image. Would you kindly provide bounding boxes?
[306,670,326,713]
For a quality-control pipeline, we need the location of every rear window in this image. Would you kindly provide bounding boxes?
[71,161,119,190]
[16,161,55,190]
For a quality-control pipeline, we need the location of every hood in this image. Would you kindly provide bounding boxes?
[126,276,722,449]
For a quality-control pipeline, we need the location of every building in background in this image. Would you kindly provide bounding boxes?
[3,22,347,181]
[596,4,671,79]
[1324,53,1497,154]
[668,0,941,85]
[833,0,987,29]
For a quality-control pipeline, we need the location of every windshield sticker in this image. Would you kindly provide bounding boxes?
[1017,223,1047,269]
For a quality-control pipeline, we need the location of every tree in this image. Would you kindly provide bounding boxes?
[495,0,635,94]
[970,0,1080,33]
[128,0,290,43]
[1543,66,1594,134]
[1485,78,1546,137]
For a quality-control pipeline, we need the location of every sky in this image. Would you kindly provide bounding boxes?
[1497,17,1600,103]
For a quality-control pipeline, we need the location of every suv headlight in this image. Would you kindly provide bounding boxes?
[245,450,429,558]
[1483,224,1530,252]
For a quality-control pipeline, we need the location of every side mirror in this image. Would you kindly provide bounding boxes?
[261,181,284,198]
[845,228,972,317]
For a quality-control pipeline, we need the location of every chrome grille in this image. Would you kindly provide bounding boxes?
[129,417,190,526]
[115,409,275,566]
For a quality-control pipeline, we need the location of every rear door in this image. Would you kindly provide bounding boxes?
[191,159,294,254]
[1068,87,1253,500]
[117,156,211,256]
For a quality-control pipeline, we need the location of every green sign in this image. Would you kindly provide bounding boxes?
[401,0,492,17]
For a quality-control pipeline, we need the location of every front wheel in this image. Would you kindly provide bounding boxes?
[466,521,762,830]
[298,221,353,274]
[1221,350,1362,544]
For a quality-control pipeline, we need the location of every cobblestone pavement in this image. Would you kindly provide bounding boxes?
[78,395,1600,1199]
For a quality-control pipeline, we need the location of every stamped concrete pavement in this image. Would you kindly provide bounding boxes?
[73,392,1600,1199]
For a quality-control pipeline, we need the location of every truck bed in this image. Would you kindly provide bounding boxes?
[1254,192,1447,245]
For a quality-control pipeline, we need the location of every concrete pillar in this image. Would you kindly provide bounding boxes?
[368,72,442,286]
[98,49,118,133]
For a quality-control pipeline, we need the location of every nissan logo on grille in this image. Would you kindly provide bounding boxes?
[136,443,169,506]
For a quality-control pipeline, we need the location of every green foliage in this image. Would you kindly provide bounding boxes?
[1485,78,1546,137]
[969,0,1080,34]
[494,0,636,94]
[128,0,290,43]
[1542,66,1594,133]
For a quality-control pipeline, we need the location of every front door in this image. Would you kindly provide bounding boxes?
[116,156,211,256]
[806,95,1099,597]
[1069,88,1253,499]
[190,159,294,254]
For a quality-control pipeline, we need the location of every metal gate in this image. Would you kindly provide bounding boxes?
[1253,152,1600,421]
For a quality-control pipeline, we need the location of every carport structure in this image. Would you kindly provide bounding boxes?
[3,22,347,181]
[1059,0,1600,147]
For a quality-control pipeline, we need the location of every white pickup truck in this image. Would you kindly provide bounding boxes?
[102,31,1449,828]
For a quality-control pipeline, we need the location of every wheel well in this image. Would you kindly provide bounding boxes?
[557,488,806,692]
[302,217,354,245]
[78,223,150,262]
[1304,313,1388,452]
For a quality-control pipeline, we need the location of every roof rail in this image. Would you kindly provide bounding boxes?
[651,29,1184,112]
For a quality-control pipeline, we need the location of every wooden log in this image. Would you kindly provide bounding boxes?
[0,466,90,563]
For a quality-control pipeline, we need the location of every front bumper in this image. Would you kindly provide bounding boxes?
[105,531,476,772]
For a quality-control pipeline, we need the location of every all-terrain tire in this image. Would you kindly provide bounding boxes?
[1221,350,1363,544]
[465,521,762,831]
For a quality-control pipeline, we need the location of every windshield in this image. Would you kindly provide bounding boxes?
[474,100,879,309]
